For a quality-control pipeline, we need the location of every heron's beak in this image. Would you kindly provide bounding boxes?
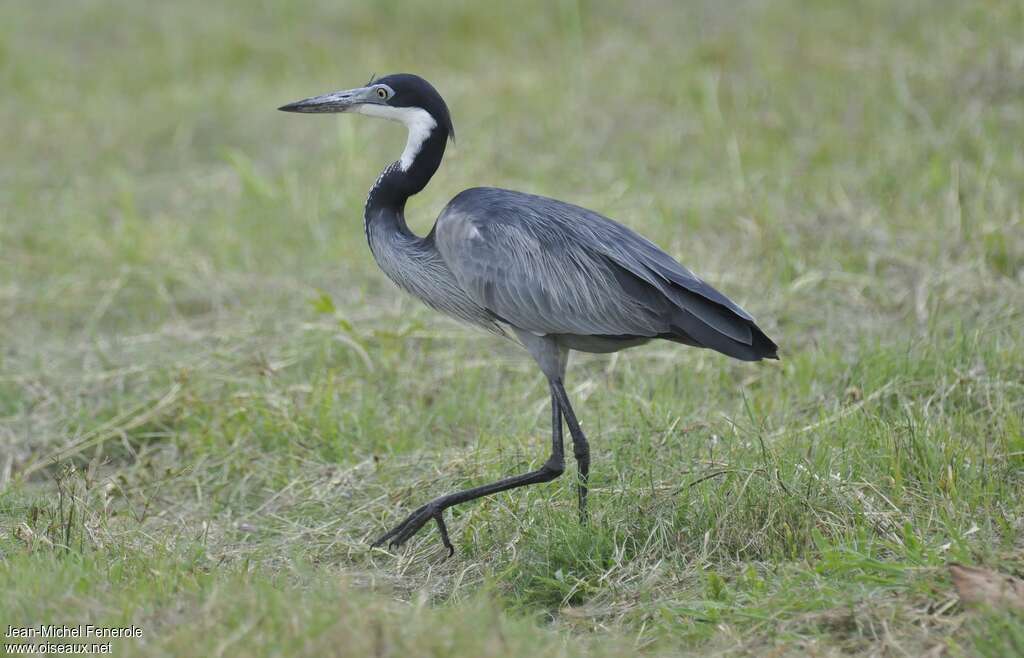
[278,86,379,114]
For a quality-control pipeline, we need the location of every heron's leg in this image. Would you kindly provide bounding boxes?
[371,392,565,556]
[551,379,590,520]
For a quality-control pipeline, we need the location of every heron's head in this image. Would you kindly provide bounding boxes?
[279,74,454,168]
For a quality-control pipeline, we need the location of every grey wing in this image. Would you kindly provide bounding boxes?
[434,198,668,338]
[433,188,777,361]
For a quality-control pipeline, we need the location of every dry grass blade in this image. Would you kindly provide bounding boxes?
[16,384,182,481]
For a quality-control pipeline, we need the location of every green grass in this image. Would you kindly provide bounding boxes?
[2,0,1023,655]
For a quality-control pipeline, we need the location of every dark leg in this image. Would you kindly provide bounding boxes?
[551,379,590,520]
[372,392,565,556]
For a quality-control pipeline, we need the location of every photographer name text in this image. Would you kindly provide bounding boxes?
[5,625,142,640]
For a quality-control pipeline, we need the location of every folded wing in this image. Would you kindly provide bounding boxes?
[432,187,777,361]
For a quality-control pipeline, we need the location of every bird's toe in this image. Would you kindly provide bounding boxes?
[372,503,440,551]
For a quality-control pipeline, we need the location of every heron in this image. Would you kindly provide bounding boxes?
[279,73,778,556]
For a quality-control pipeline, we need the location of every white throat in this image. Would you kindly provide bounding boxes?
[354,104,438,171]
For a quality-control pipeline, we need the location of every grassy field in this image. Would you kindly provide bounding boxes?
[2,0,1024,655]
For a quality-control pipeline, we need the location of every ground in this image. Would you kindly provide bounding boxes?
[2,0,1024,655]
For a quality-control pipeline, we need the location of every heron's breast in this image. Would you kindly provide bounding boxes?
[367,225,496,332]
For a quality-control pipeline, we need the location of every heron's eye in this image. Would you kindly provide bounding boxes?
[376,88,388,100]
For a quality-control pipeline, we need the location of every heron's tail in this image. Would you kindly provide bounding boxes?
[662,287,779,361]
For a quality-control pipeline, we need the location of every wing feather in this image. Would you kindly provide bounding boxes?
[433,187,761,348]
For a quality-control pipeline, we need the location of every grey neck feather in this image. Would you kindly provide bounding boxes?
[364,202,497,332]
[365,202,419,272]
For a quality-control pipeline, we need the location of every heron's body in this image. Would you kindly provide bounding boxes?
[281,73,778,555]
[371,186,775,362]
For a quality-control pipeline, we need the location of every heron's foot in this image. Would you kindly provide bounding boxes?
[371,502,454,557]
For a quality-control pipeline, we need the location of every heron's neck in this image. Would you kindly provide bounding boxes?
[363,123,448,276]
[363,123,448,221]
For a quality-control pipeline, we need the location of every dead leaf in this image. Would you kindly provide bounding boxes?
[950,563,1024,610]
